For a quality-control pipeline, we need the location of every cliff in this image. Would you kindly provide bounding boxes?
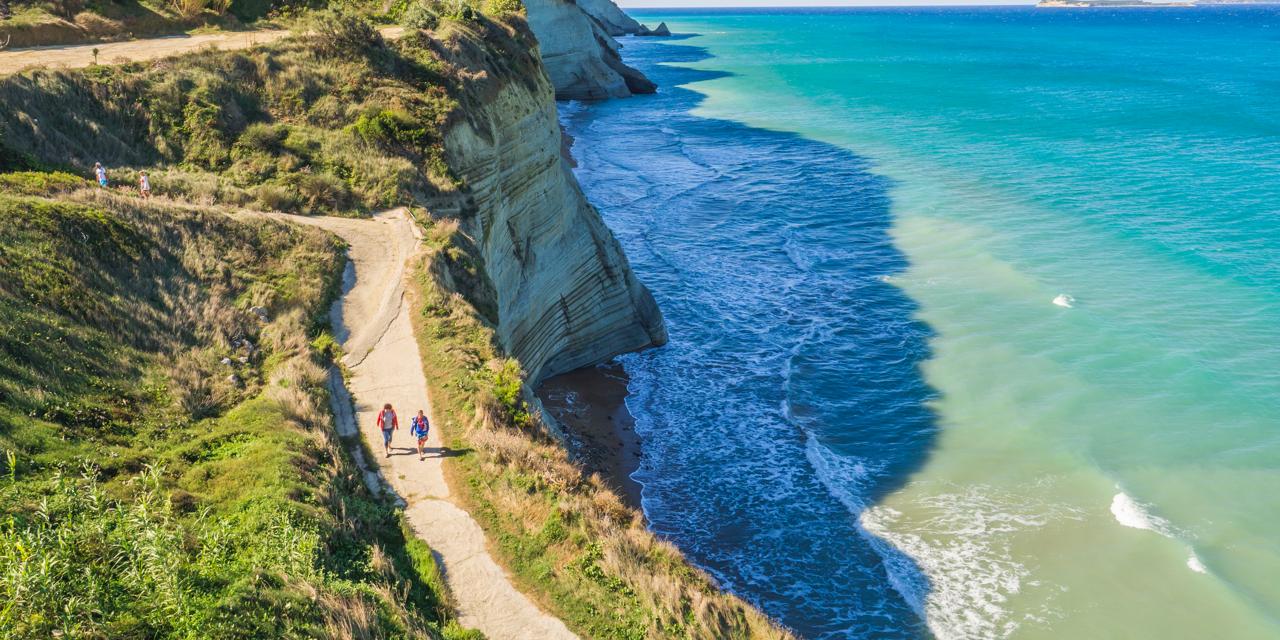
[434,19,667,383]
[574,0,644,35]
[522,0,655,99]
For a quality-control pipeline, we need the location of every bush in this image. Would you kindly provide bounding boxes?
[295,172,352,214]
[486,0,522,16]
[350,107,431,154]
[401,0,441,30]
[0,171,86,195]
[236,123,288,155]
[310,11,383,58]
[255,183,299,212]
[169,0,232,18]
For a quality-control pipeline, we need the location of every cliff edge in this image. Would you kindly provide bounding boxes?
[436,19,666,383]
[523,0,655,99]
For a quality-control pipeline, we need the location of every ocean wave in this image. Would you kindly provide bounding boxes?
[1110,490,1209,576]
[1110,491,1173,534]
[856,482,1085,640]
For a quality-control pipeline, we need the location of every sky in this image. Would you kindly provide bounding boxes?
[616,0,1035,6]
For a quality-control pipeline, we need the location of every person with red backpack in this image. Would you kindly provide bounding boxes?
[410,409,430,461]
[376,403,398,457]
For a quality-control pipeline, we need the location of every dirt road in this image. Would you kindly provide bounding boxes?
[0,26,404,75]
[276,209,578,640]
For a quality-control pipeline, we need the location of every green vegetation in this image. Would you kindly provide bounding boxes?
[3,7,790,639]
[408,219,794,640]
[0,188,469,638]
[0,10,478,216]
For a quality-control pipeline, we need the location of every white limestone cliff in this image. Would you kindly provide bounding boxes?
[522,0,654,100]
[436,22,666,383]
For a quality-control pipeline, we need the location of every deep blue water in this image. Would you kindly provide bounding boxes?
[564,6,1280,639]
[563,36,937,639]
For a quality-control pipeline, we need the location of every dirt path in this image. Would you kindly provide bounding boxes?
[0,26,404,75]
[273,209,578,640]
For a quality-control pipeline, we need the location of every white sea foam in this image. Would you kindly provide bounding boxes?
[1187,553,1208,574]
[1110,492,1173,535]
[803,437,1085,638]
[1110,492,1208,575]
[858,483,1084,640]
[1052,294,1075,308]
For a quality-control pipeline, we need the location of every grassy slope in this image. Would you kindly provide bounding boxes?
[0,182,477,639]
[1,9,794,639]
[0,13,456,216]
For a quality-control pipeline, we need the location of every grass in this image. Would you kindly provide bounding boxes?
[0,12,467,216]
[0,188,472,639]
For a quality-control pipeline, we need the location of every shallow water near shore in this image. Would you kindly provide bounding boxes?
[565,7,1280,638]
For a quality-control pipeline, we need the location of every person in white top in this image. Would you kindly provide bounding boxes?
[376,403,398,457]
[138,171,151,199]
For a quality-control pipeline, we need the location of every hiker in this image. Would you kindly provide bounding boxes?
[410,409,430,461]
[376,403,398,457]
[138,171,151,199]
[94,162,108,188]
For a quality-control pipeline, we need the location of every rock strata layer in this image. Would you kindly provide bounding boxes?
[523,0,655,99]
[439,24,667,383]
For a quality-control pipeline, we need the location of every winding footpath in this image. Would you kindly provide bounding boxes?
[0,26,404,74]
[271,209,577,640]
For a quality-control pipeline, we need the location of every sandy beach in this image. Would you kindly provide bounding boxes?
[536,362,643,511]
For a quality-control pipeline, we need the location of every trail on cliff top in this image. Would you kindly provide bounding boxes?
[272,209,578,640]
[0,26,404,74]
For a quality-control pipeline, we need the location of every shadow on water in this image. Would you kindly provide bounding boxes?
[566,35,942,638]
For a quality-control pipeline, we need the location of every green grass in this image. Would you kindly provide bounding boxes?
[0,188,471,639]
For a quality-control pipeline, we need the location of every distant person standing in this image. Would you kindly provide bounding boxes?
[138,171,151,199]
[410,410,430,461]
[94,162,108,188]
[377,403,398,457]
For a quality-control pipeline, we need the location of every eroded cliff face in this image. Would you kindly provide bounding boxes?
[522,0,654,99]
[436,22,666,384]
[574,0,644,36]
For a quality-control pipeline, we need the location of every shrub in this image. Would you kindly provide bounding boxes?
[486,0,522,16]
[0,171,86,195]
[169,0,232,18]
[350,107,431,154]
[236,123,288,155]
[296,172,352,214]
[310,10,383,58]
[255,183,299,212]
[401,0,441,30]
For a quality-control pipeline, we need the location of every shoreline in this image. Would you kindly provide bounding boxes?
[536,361,644,512]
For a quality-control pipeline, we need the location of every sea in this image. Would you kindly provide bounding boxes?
[559,6,1280,639]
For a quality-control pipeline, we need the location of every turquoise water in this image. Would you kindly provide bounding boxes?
[563,7,1280,638]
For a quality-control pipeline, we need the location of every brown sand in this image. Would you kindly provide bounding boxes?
[537,361,643,511]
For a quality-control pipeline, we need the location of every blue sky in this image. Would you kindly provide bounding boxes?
[617,0,1035,6]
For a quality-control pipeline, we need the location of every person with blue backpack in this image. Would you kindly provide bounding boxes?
[410,409,430,461]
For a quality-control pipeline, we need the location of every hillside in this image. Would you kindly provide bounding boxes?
[1,4,790,639]
[0,181,472,638]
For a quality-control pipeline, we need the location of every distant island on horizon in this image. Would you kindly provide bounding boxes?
[1038,0,1276,6]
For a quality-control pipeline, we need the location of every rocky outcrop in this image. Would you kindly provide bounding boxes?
[573,0,643,35]
[522,0,654,100]
[637,21,671,37]
[438,23,666,384]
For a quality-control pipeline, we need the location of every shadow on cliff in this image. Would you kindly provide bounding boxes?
[566,35,940,639]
